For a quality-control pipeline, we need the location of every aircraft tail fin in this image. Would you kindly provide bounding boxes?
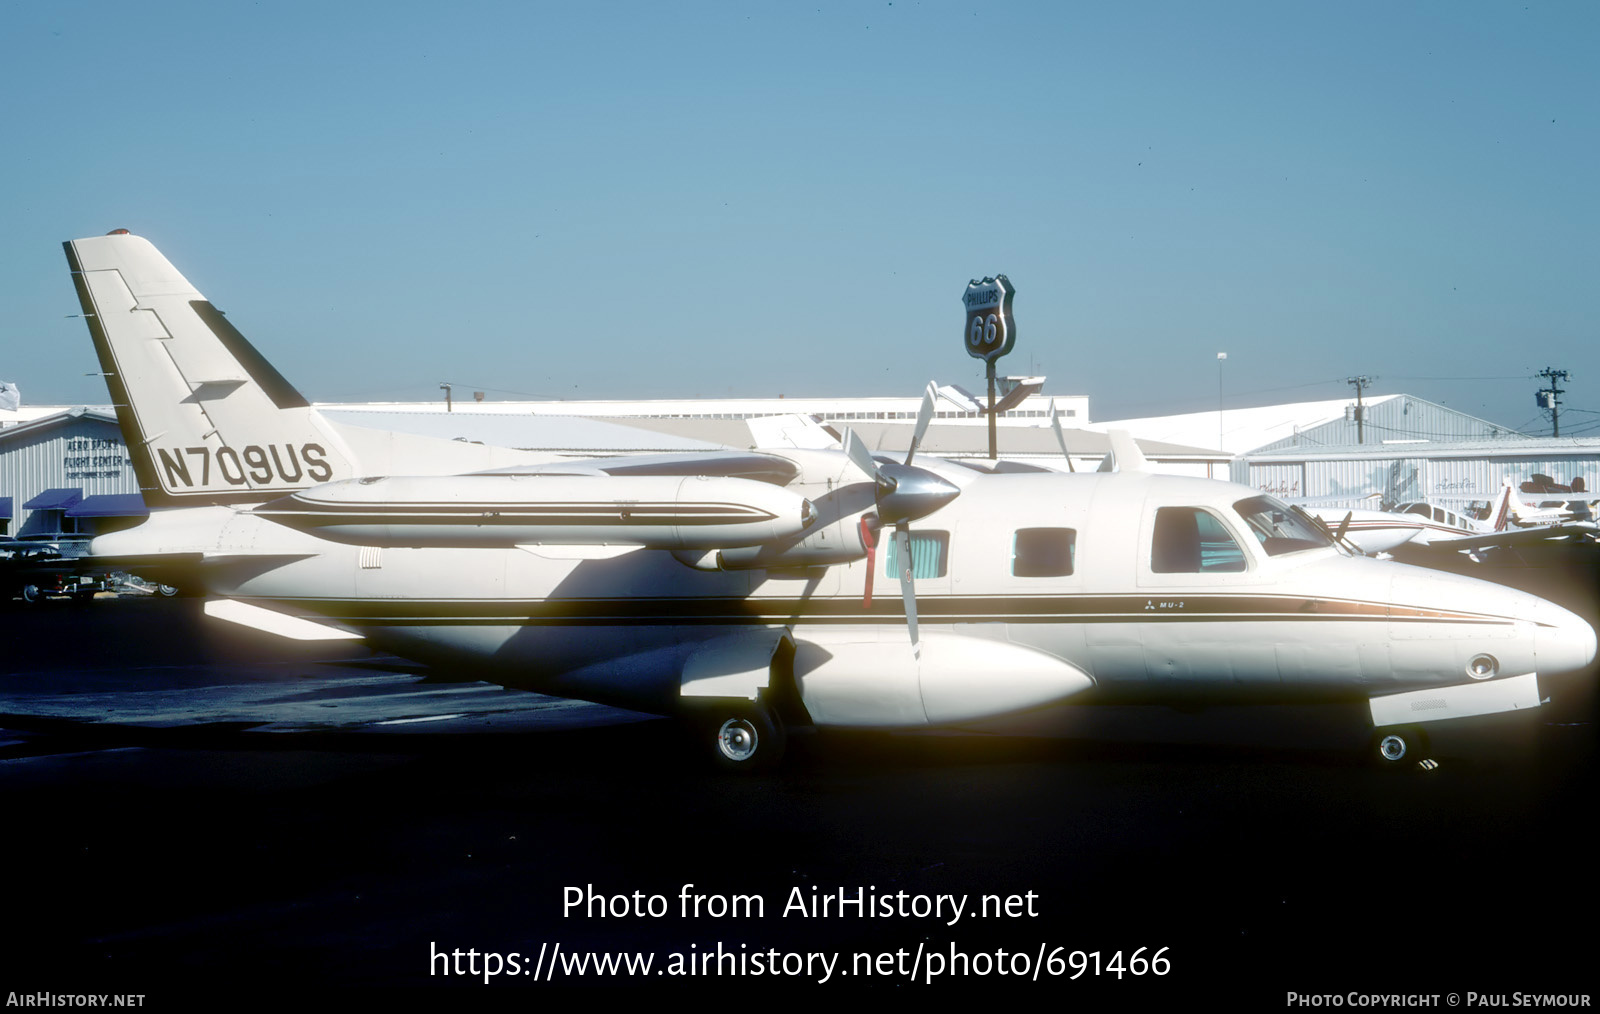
[64,231,358,508]
[1491,479,1515,532]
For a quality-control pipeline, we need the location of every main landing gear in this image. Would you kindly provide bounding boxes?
[697,703,787,772]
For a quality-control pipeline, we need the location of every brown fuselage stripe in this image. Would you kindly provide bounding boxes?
[240,594,1529,628]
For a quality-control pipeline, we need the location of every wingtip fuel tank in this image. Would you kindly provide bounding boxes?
[253,473,816,550]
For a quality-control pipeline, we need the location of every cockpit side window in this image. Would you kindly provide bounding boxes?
[1013,528,1076,577]
[1152,507,1246,573]
[1232,495,1333,557]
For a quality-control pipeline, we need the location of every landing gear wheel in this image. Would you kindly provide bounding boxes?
[704,705,786,772]
[1372,726,1429,767]
[156,584,178,597]
[20,583,40,605]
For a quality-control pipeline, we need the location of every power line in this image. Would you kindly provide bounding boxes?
[1384,374,1532,382]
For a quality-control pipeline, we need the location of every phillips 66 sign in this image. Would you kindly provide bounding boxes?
[962,275,1016,364]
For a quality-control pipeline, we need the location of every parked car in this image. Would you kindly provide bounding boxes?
[0,538,102,604]
[110,571,180,597]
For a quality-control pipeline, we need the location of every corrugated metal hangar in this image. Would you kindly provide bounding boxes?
[0,408,145,547]
[1232,437,1600,509]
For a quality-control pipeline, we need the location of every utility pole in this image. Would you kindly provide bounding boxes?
[1537,368,1568,437]
[1346,375,1376,444]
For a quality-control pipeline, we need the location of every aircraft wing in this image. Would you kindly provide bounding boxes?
[1408,523,1599,554]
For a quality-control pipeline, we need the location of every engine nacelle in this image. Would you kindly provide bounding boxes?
[674,514,870,571]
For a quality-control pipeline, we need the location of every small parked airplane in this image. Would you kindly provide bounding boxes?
[1303,485,1516,553]
[63,231,1597,768]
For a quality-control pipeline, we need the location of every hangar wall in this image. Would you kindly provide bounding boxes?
[1232,439,1600,508]
[0,410,140,543]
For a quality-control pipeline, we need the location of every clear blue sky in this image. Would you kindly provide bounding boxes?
[3,1,1595,436]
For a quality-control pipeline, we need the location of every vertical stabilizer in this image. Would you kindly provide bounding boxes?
[1494,478,1520,530]
[64,232,358,507]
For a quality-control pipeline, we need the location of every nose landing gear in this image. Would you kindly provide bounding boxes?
[1371,725,1430,767]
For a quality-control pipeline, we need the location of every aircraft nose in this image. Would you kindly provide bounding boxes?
[1535,599,1597,675]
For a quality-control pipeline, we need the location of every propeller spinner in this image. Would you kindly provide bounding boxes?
[841,382,961,653]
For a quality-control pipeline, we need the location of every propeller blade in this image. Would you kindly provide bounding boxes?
[1048,399,1075,473]
[842,427,881,485]
[893,526,920,653]
[1335,511,1353,543]
[905,381,938,466]
[859,515,879,609]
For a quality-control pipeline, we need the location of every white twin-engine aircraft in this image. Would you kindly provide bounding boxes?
[65,231,1596,769]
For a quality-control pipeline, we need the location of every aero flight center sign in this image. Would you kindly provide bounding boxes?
[962,275,1016,365]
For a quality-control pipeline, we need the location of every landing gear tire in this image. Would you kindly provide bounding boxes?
[156,584,178,597]
[1372,725,1429,767]
[703,705,786,772]
[20,583,40,605]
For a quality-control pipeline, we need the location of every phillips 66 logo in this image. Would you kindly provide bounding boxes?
[962,275,1016,364]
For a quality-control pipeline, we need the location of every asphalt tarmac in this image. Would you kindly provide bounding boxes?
[1,593,1595,1003]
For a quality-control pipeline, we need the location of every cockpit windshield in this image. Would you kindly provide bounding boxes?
[1232,495,1334,556]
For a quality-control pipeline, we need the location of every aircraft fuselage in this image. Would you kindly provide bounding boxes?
[96,468,1596,730]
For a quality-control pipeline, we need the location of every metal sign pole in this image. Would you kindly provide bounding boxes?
[987,360,998,461]
[962,275,1016,464]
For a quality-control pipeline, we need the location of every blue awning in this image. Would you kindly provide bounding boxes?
[0,496,11,519]
[23,487,83,510]
[66,493,149,518]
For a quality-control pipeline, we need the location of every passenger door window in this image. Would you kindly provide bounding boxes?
[1151,507,1246,573]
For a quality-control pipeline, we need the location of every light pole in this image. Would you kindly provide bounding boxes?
[1216,352,1227,453]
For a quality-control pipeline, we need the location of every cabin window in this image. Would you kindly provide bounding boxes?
[884,530,950,579]
[1152,507,1246,573]
[1013,527,1076,577]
